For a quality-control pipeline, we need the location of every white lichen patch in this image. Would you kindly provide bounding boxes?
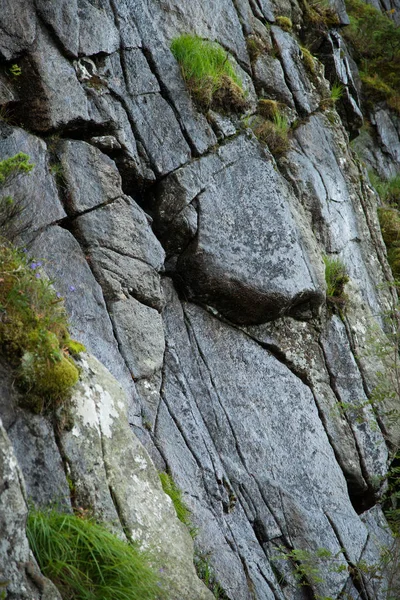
[71,383,100,435]
[94,384,119,438]
[134,455,148,471]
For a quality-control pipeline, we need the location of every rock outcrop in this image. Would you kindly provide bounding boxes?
[1,0,400,599]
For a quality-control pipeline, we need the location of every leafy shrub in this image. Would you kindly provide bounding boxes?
[159,472,197,538]
[170,35,247,112]
[323,255,349,303]
[253,112,290,156]
[27,508,164,600]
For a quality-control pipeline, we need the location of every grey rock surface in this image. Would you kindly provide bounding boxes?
[63,353,214,600]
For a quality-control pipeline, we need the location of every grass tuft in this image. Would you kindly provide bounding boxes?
[170,35,247,112]
[253,112,291,156]
[27,508,164,600]
[323,255,349,305]
[275,16,293,32]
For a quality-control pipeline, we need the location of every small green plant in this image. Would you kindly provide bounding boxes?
[194,553,228,599]
[330,82,344,102]
[275,16,293,31]
[27,507,164,600]
[323,255,349,305]
[170,34,247,112]
[252,111,290,156]
[9,64,21,77]
[301,0,340,29]
[159,472,197,538]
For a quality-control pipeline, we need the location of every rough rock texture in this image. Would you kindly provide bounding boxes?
[1,0,400,598]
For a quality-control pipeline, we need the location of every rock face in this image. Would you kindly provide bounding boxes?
[1,0,400,599]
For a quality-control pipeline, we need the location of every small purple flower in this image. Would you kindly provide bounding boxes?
[29,262,37,269]
[22,248,27,253]
[56,292,62,299]
[35,272,41,278]
[36,261,43,267]
[69,285,76,292]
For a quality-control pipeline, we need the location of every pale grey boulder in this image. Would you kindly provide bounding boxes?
[155,135,323,324]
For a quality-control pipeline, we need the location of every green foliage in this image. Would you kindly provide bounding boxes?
[159,472,197,538]
[300,46,317,75]
[9,64,21,77]
[369,171,400,207]
[370,171,400,278]
[344,0,400,111]
[252,111,291,156]
[0,242,83,411]
[323,255,349,305]
[330,82,344,102]
[170,35,247,112]
[194,553,228,599]
[26,508,164,600]
[301,0,340,29]
[275,16,293,31]
[0,154,84,412]
[0,153,34,242]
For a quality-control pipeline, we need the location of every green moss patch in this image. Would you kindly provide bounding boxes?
[170,34,247,112]
[27,508,164,600]
[159,472,197,538]
[252,112,291,157]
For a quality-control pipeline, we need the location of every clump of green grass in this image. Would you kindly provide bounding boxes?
[252,111,291,156]
[27,508,164,600]
[159,472,197,538]
[320,82,344,110]
[170,35,247,112]
[323,255,349,305]
[369,171,400,208]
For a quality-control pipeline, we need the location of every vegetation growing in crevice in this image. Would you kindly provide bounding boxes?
[170,35,247,113]
[323,255,349,307]
[159,472,228,598]
[370,170,400,278]
[275,16,293,32]
[344,0,400,113]
[252,110,291,157]
[0,154,84,413]
[27,507,164,600]
[159,472,198,538]
[300,0,340,30]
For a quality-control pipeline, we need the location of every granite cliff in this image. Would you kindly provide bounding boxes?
[1,1,400,598]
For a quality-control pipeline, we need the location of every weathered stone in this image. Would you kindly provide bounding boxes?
[244,318,370,497]
[253,54,295,107]
[0,418,63,600]
[110,296,165,379]
[0,124,66,234]
[158,135,324,324]
[320,316,388,494]
[29,226,140,418]
[58,140,122,214]
[35,0,79,56]
[63,353,214,600]
[271,27,320,114]
[372,108,400,164]
[17,27,89,131]
[0,0,37,60]
[73,195,165,308]
[156,282,381,599]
